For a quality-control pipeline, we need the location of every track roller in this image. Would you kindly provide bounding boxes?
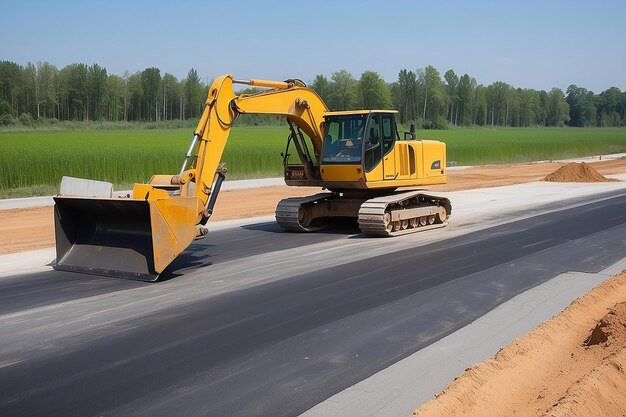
[358,190,451,237]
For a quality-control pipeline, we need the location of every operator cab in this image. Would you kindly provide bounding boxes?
[321,110,399,172]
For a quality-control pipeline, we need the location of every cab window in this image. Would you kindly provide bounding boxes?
[364,114,382,172]
[321,115,365,164]
[381,114,396,156]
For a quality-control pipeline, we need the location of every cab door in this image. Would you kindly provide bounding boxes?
[364,114,383,181]
[381,113,397,180]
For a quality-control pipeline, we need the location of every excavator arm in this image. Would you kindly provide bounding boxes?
[53,74,330,281]
[53,73,451,280]
[183,75,328,214]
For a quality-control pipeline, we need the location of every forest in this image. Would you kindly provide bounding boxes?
[0,60,624,129]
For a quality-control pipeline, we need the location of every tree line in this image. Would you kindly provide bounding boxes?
[311,67,625,129]
[0,60,624,129]
[0,61,207,125]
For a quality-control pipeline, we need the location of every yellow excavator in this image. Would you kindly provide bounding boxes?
[53,74,451,281]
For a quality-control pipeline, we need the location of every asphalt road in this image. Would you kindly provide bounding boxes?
[1,192,625,417]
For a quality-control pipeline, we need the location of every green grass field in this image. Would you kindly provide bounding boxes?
[415,128,626,166]
[0,127,289,198]
[1,127,625,198]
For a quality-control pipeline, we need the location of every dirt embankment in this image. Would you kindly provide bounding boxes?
[543,161,620,182]
[412,270,626,417]
[1,158,625,255]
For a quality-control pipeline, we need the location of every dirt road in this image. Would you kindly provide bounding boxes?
[1,158,625,255]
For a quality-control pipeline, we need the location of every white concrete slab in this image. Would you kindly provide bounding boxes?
[0,178,287,211]
[446,152,626,170]
[0,196,55,211]
[0,248,55,278]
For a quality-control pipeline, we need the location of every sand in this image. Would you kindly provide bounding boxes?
[412,270,626,417]
[543,161,619,183]
[1,158,625,255]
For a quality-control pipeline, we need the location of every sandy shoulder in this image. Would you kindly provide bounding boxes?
[412,270,626,417]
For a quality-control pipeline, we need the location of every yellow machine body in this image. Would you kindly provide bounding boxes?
[53,74,449,281]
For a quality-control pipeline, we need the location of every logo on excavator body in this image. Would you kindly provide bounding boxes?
[287,169,305,180]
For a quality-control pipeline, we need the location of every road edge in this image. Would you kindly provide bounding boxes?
[300,256,626,417]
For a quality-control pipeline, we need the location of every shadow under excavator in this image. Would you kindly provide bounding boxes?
[240,218,361,236]
[157,244,215,282]
[0,269,147,316]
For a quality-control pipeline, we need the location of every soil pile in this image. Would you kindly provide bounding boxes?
[543,162,616,182]
[583,302,626,347]
[411,271,626,417]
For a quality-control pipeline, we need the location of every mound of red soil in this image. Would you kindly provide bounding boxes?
[583,302,626,348]
[543,162,616,182]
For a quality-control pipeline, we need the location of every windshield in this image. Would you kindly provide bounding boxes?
[321,115,366,164]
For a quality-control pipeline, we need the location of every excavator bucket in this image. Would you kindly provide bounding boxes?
[53,196,202,281]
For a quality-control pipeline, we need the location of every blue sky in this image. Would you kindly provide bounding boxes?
[1,0,624,92]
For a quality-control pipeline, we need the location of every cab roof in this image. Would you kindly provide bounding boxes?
[324,110,398,117]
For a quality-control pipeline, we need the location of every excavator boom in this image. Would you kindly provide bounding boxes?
[53,74,450,281]
[54,75,328,280]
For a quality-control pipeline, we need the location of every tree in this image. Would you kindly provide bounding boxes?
[621,91,626,125]
[507,88,521,127]
[566,85,596,127]
[597,87,622,127]
[141,67,161,121]
[310,74,331,103]
[327,69,356,110]
[184,68,203,119]
[104,75,124,121]
[21,61,60,119]
[122,71,130,121]
[486,81,510,126]
[88,63,107,120]
[473,85,488,126]
[547,88,570,127]
[22,63,39,118]
[60,63,88,120]
[356,71,392,110]
[537,90,548,126]
[161,73,179,120]
[444,69,459,125]
[457,74,476,126]
[396,69,418,124]
[1,59,624,127]
[39,62,60,119]
[0,61,23,115]
[417,65,445,123]
[127,71,143,121]
[518,89,539,127]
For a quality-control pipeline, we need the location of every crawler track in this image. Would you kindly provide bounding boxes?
[358,191,451,236]
[276,190,451,236]
[275,193,334,232]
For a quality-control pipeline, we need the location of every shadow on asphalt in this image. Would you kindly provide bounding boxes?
[159,244,216,282]
[240,219,361,236]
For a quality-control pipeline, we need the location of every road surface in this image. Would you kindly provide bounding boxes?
[0,182,625,416]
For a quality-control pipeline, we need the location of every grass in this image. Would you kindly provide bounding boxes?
[1,126,625,198]
[415,128,626,166]
[0,127,289,198]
